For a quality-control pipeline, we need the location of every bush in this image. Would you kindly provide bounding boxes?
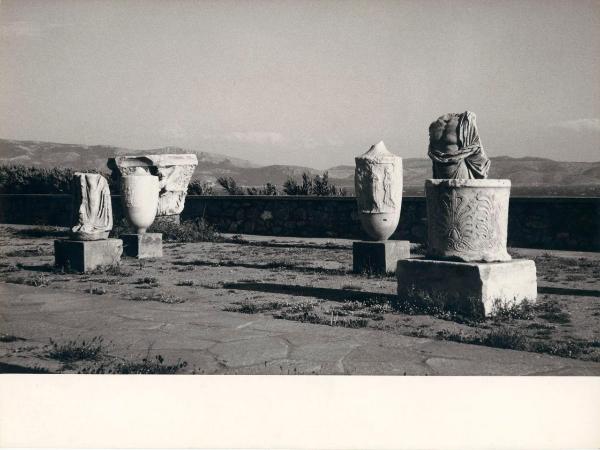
[1,164,346,197]
[245,183,278,195]
[187,180,214,195]
[0,165,116,194]
[147,218,223,243]
[283,172,346,196]
[216,176,244,195]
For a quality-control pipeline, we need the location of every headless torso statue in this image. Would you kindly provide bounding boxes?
[427,111,490,179]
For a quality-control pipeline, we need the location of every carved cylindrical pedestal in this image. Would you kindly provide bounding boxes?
[355,141,403,241]
[121,175,160,234]
[426,179,511,262]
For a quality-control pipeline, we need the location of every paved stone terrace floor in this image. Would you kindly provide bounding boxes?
[0,224,599,375]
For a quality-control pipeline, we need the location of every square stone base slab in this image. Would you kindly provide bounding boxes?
[397,258,537,317]
[54,239,123,273]
[353,240,411,274]
[122,233,163,259]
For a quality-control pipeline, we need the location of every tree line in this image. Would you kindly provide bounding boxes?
[0,164,348,197]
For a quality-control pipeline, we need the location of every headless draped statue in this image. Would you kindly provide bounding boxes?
[71,173,113,240]
[428,111,490,179]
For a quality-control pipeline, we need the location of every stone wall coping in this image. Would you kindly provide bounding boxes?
[1,193,598,204]
[426,179,511,188]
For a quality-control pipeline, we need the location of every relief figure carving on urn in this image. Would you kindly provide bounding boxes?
[70,173,113,240]
[355,141,402,241]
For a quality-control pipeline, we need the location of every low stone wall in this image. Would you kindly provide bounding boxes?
[0,194,598,251]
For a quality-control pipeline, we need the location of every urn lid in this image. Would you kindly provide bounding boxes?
[355,141,400,164]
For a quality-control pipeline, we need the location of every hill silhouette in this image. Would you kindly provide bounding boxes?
[1,138,599,195]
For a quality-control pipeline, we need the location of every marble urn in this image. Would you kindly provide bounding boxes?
[354,141,403,241]
[120,173,160,234]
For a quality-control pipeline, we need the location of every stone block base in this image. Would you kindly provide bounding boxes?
[122,233,162,258]
[54,239,123,273]
[397,258,537,317]
[353,240,411,274]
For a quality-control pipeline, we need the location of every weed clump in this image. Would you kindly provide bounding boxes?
[80,354,188,374]
[134,276,159,288]
[85,286,107,295]
[6,273,50,287]
[534,300,571,324]
[47,336,105,362]
[5,246,50,257]
[129,293,185,304]
[224,300,289,314]
[89,264,133,277]
[0,334,24,343]
[149,219,222,243]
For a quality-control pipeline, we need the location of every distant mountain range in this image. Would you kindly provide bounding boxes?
[1,138,599,194]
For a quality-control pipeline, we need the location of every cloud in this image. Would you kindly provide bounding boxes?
[555,118,600,133]
[226,131,286,145]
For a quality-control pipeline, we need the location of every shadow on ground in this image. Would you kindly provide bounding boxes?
[538,286,600,298]
[173,259,351,276]
[223,281,395,304]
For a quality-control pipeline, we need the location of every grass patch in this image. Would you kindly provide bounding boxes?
[85,286,107,295]
[129,293,185,304]
[394,287,481,324]
[535,300,571,324]
[490,299,535,321]
[90,264,133,277]
[0,334,25,343]
[134,276,159,287]
[341,284,363,291]
[0,263,20,272]
[198,282,224,289]
[89,277,119,284]
[274,310,369,328]
[224,300,289,314]
[436,327,527,351]
[481,327,527,350]
[6,273,50,287]
[47,336,105,362]
[80,354,188,374]
[5,246,50,257]
[115,218,222,243]
[353,310,384,321]
[7,226,69,239]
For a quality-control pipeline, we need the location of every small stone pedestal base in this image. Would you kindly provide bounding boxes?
[353,240,410,274]
[54,239,123,273]
[122,233,163,258]
[397,258,537,317]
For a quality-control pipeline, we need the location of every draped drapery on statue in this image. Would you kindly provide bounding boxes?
[428,111,490,179]
[70,173,113,240]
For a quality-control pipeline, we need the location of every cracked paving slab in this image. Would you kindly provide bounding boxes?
[2,282,600,375]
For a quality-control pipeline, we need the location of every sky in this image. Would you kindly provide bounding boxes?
[0,0,599,168]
